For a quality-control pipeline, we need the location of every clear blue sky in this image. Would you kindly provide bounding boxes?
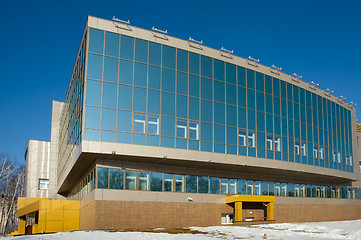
[1,0,360,164]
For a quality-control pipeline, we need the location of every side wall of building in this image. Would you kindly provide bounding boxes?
[24,140,50,198]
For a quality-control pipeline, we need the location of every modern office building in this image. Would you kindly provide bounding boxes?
[13,16,361,233]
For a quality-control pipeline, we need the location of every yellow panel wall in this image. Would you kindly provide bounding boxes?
[10,198,80,235]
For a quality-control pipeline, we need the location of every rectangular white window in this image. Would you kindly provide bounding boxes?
[332,150,337,162]
[301,184,306,197]
[301,142,307,156]
[295,141,300,155]
[148,115,159,135]
[238,129,247,146]
[247,180,254,195]
[138,172,149,190]
[177,119,187,138]
[38,179,49,190]
[133,113,146,133]
[189,121,199,140]
[266,135,273,150]
[255,181,261,195]
[313,145,318,158]
[294,184,300,197]
[337,152,341,163]
[248,131,255,147]
[221,214,234,224]
[319,146,324,159]
[350,155,353,166]
[275,136,281,152]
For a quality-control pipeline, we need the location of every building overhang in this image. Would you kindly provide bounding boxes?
[57,140,357,196]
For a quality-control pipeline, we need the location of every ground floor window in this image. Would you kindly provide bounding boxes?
[221,214,234,224]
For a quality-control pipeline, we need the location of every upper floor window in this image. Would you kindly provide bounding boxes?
[39,179,49,190]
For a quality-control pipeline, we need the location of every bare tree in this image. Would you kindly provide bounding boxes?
[0,154,25,235]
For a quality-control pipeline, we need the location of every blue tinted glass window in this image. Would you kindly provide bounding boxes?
[189,52,199,75]
[85,106,101,129]
[214,59,224,81]
[85,129,99,141]
[273,78,280,97]
[281,100,288,118]
[176,95,187,118]
[287,83,293,101]
[161,116,175,137]
[87,54,103,80]
[134,63,147,87]
[100,131,115,144]
[102,108,116,131]
[214,125,225,143]
[148,65,160,90]
[214,102,225,125]
[189,75,199,97]
[162,45,176,69]
[201,56,212,78]
[266,114,273,133]
[120,35,134,60]
[86,80,102,106]
[118,84,132,110]
[214,81,225,103]
[148,90,160,114]
[238,107,246,129]
[177,72,188,95]
[265,75,272,95]
[189,97,199,120]
[257,132,265,149]
[280,81,287,99]
[238,87,246,108]
[247,70,255,89]
[201,122,212,142]
[201,77,212,100]
[248,109,256,130]
[117,110,132,132]
[133,87,146,112]
[226,63,236,84]
[149,42,161,66]
[132,133,145,145]
[162,68,175,92]
[103,57,118,83]
[201,99,212,123]
[226,84,236,105]
[227,126,237,145]
[135,38,148,63]
[247,89,255,109]
[256,92,265,112]
[274,116,281,135]
[227,105,237,127]
[117,132,131,143]
[176,138,187,149]
[266,94,273,114]
[238,66,246,87]
[162,92,175,116]
[201,141,212,152]
[105,31,119,57]
[177,49,188,72]
[274,97,280,116]
[293,86,300,104]
[102,82,117,108]
[299,88,305,106]
[294,104,300,121]
[257,112,265,132]
[256,72,264,92]
[119,59,133,85]
[89,28,104,54]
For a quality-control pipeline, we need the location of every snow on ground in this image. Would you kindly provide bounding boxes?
[4,220,361,240]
